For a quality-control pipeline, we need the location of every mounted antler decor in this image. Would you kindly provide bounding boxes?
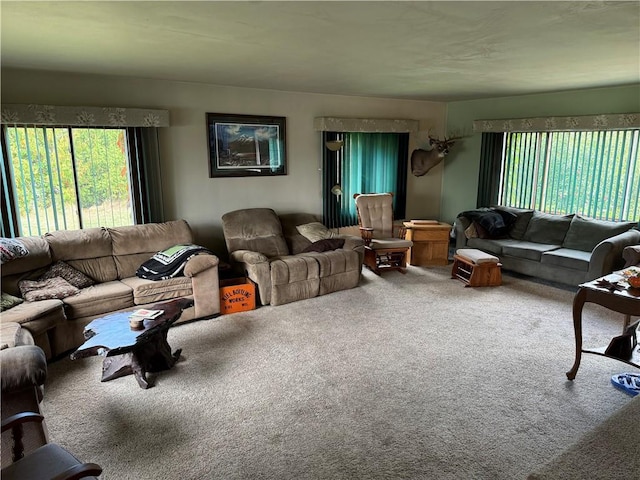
[410,135,461,177]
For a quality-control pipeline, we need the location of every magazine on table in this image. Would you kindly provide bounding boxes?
[129,309,164,319]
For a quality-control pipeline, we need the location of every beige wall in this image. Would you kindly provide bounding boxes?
[1,68,446,253]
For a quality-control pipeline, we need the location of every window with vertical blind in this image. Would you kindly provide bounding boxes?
[497,129,639,221]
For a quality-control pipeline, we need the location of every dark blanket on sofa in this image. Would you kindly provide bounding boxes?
[136,244,212,280]
[460,208,517,238]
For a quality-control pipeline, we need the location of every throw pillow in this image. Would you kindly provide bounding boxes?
[296,222,336,243]
[0,238,29,265]
[39,260,95,289]
[523,211,574,245]
[301,238,346,253]
[18,277,80,302]
[563,215,637,252]
[0,292,24,311]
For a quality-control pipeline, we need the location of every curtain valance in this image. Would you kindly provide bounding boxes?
[1,104,170,127]
[473,113,639,133]
[314,117,418,133]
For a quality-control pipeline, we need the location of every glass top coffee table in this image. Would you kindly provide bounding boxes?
[71,298,193,389]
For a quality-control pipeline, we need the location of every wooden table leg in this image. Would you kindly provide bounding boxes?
[566,287,587,380]
[100,332,180,389]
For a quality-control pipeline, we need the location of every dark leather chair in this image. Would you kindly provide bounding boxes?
[1,412,102,480]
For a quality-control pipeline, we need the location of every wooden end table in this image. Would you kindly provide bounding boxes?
[70,298,193,389]
[403,221,451,266]
[566,272,640,380]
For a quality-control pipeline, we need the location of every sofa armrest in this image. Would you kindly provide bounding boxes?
[1,345,47,393]
[184,253,219,277]
[588,229,640,280]
[230,250,269,265]
[183,253,220,319]
[454,216,471,250]
[228,250,272,305]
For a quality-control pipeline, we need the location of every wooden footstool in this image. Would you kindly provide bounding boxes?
[451,248,502,287]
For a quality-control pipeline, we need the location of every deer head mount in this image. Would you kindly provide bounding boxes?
[410,136,460,177]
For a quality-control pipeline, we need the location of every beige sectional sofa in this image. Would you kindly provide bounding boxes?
[1,220,220,359]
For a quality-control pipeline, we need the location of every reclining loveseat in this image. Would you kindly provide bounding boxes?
[222,209,364,306]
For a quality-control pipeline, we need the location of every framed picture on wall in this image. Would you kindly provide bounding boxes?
[206,113,287,177]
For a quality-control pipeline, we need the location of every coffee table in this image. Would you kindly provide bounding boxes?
[70,298,193,389]
[566,271,640,380]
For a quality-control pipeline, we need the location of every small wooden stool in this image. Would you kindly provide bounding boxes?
[451,248,502,287]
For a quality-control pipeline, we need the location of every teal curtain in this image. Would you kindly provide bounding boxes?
[341,133,401,225]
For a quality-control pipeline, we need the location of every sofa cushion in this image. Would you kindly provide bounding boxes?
[1,292,24,311]
[502,242,561,262]
[0,299,65,335]
[541,248,591,272]
[278,213,319,254]
[523,212,574,245]
[493,206,535,240]
[222,208,290,258]
[18,277,80,302]
[61,281,133,319]
[301,238,345,253]
[45,227,118,283]
[269,256,321,306]
[120,276,193,305]
[109,220,194,279]
[562,215,637,252]
[0,238,28,264]
[39,261,95,288]
[466,238,520,255]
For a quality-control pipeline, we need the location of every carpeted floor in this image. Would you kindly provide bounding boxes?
[42,266,638,479]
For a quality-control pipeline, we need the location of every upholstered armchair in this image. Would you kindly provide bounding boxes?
[353,193,413,275]
[221,208,364,306]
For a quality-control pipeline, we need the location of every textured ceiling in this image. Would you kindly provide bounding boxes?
[1,1,639,101]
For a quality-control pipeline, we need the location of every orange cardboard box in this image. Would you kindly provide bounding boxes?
[219,277,256,314]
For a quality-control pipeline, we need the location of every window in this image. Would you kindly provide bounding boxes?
[2,126,135,236]
[483,129,639,222]
[323,132,408,228]
[1,125,163,237]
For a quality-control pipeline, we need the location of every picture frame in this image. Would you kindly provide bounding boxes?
[206,113,287,177]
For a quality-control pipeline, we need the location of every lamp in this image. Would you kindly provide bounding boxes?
[330,184,343,233]
[325,140,344,151]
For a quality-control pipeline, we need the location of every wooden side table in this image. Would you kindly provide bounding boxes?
[403,221,451,266]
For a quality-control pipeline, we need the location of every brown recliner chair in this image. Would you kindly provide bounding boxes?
[221,208,363,306]
[1,322,48,468]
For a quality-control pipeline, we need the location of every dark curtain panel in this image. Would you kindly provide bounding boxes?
[477,132,504,207]
[1,128,19,237]
[394,133,409,220]
[127,127,164,224]
[322,131,341,229]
